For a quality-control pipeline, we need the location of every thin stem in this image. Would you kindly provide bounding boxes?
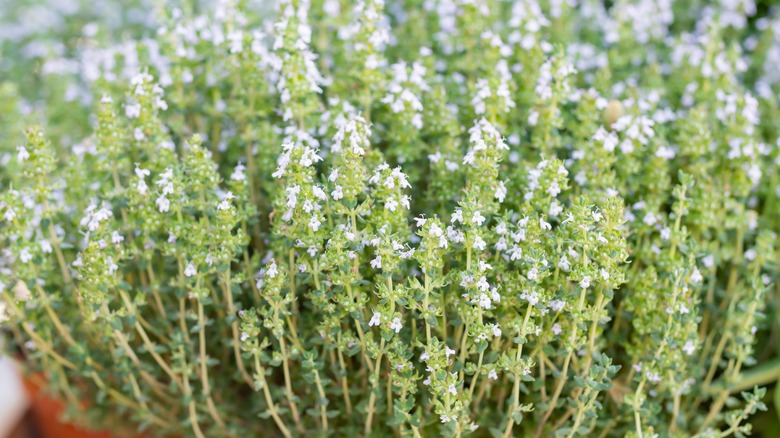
[118,290,182,388]
[366,278,394,434]
[253,353,292,438]
[279,336,303,429]
[502,305,533,438]
[220,273,254,387]
[337,338,353,414]
[537,286,587,436]
[180,346,206,438]
[289,248,297,317]
[313,368,329,432]
[38,287,77,347]
[566,387,594,438]
[197,300,226,427]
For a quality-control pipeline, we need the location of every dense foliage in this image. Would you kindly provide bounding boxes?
[3,0,780,437]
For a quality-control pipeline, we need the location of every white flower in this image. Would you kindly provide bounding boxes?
[549,300,565,312]
[184,262,197,277]
[478,260,493,272]
[539,218,552,230]
[308,216,322,231]
[547,181,561,197]
[549,200,563,217]
[106,257,119,275]
[369,312,381,327]
[156,196,170,213]
[390,317,403,333]
[81,204,114,231]
[231,163,246,181]
[39,240,52,254]
[445,346,456,357]
[488,369,498,380]
[552,323,562,335]
[448,384,457,395]
[17,146,30,162]
[19,248,32,263]
[490,323,502,337]
[600,268,610,280]
[125,102,141,118]
[520,290,540,306]
[690,268,703,284]
[111,232,124,244]
[683,340,696,355]
[472,211,485,226]
[136,179,149,195]
[528,110,539,126]
[558,255,570,271]
[414,216,427,227]
[370,256,382,269]
[3,206,16,221]
[579,276,591,289]
[495,181,507,203]
[478,293,491,309]
[266,262,278,278]
[646,371,662,383]
[331,186,344,200]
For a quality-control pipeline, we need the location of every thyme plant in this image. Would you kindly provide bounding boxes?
[2,0,780,437]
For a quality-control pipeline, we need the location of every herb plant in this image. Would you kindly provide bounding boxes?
[2,0,780,437]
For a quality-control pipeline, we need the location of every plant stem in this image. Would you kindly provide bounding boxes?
[503,305,533,438]
[279,336,303,429]
[197,300,226,427]
[253,353,292,438]
[537,285,587,436]
[337,337,353,414]
[220,273,254,387]
[179,346,206,438]
[313,368,329,432]
[118,289,182,388]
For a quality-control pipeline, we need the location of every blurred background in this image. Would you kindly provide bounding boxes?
[0,336,114,438]
[0,355,30,438]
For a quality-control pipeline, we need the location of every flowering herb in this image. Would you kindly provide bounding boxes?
[3,1,780,437]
